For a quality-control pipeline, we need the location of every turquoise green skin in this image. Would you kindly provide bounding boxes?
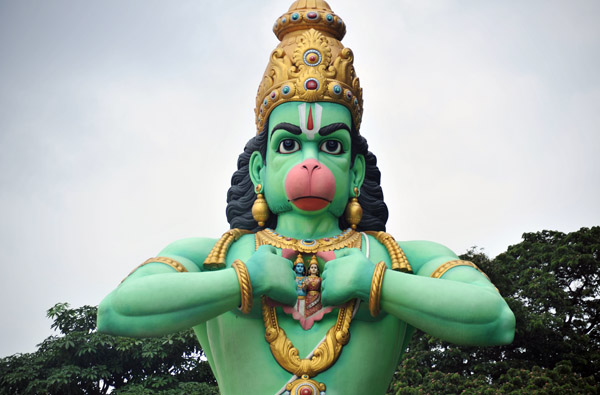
[98,102,515,394]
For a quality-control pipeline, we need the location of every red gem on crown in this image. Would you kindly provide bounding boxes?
[306,80,318,90]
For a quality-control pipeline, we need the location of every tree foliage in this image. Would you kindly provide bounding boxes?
[391,358,597,394]
[389,226,600,394]
[0,303,217,394]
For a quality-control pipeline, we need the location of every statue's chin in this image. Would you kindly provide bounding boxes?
[291,197,330,211]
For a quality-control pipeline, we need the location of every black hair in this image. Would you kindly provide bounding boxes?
[226,124,388,232]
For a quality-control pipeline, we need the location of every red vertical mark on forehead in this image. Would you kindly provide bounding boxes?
[307,106,314,130]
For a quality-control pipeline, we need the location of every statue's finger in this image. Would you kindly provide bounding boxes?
[258,244,278,255]
[334,248,360,259]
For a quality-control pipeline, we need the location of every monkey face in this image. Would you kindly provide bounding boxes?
[251,102,362,221]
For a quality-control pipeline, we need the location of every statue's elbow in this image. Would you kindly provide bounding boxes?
[97,297,118,335]
[493,304,516,345]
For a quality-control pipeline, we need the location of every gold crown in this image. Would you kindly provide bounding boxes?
[255,0,363,134]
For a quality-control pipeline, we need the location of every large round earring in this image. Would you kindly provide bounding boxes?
[252,184,270,227]
[345,187,363,230]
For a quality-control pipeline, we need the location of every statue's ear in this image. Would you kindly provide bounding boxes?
[350,154,366,195]
[249,151,265,191]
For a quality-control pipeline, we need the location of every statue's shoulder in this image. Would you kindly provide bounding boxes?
[157,237,219,267]
[362,231,411,273]
[363,231,458,275]
[397,240,458,275]
[227,232,259,258]
[155,230,256,272]
[202,229,256,270]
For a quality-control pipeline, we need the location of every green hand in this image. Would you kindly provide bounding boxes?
[245,245,298,306]
[321,248,375,306]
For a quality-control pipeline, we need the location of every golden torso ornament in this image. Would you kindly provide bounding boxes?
[255,228,361,253]
[261,297,356,393]
[257,228,363,393]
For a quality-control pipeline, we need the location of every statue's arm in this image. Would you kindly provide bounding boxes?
[376,240,515,346]
[97,237,241,338]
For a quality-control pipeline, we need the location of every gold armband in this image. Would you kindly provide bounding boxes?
[121,256,187,283]
[231,259,253,314]
[204,229,252,270]
[369,261,387,317]
[430,259,490,281]
[365,231,412,273]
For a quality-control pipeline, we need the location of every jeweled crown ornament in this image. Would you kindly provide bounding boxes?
[255,0,363,134]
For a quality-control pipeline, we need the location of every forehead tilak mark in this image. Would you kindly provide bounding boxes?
[298,103,323,140]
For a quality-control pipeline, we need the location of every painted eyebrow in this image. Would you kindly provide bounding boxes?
[318,123,350,137]
[271,122,302,137]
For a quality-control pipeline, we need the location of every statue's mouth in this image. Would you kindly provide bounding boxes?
[290,196,331,211]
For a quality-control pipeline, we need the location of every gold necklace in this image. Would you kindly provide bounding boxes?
[255,227,361,253]
[257,228,362,394]
[262,297,355,394]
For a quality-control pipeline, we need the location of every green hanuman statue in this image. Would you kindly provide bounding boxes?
[98,1,515,394]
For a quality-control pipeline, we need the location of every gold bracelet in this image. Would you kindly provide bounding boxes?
[231,259,253,314]
[369,261,387,317]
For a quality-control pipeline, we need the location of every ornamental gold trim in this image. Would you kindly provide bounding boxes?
[430,260,491,282]
[255,228,361,254]
[232,259,253,314]
[203,229,252,270]
[365,231,412,273]
[369,261,387,317]
[262,296,355,378]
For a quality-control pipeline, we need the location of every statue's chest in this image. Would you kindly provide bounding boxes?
[200,310,410,395]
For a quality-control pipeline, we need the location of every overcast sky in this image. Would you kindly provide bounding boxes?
[1,0,599,357]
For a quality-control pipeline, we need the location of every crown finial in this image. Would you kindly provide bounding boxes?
[273,0,346,41]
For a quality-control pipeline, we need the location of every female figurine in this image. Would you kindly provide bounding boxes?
[303,256,322,317]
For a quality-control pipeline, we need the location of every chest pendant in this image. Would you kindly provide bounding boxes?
[285,374,326,395]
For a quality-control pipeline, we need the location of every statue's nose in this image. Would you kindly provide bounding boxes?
[301,159,321,177]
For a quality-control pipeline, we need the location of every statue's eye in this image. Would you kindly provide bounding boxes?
[320,140,343,155]
[278,139,300,154]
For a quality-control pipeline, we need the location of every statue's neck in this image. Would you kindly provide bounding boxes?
[274,212,343,240]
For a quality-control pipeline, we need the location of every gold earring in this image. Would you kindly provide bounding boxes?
[252,184,270,227]
[345,187,362,230]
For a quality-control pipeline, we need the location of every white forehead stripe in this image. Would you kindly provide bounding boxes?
[297,103,323,140]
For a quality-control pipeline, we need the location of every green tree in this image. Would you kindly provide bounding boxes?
[492,227,600,378]
[0,303,217,394]
[390,358,597,394]
[389,226,600,393]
